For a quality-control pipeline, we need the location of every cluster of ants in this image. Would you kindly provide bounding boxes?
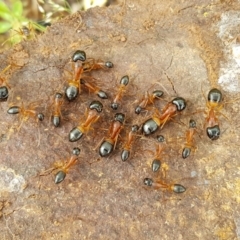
[0,50,224,194]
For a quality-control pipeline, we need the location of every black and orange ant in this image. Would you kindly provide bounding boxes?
[121,124,139,161]
[69,100,103,142]
[135,90,164,114]
[182,119,197,159]
[54,148,81,184]
[65,50,86,101]
[80,79,108,99]
[2,22,37,46]
[111,75,129,110]
[7,102,44,125]
[144,177,186,193]
[51,93,64,127]
[142,97,187,135]
[83,59,113,72]
[99,113,125,157]
[205,88,223,140]
[151,135,166,172]
[40,148,81,184]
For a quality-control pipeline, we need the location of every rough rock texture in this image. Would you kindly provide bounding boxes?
[0,1,240,239]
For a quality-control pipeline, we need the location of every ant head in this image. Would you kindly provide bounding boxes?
[120,75,129,86]
[114,113,125,124]
[89,100,103,113]
[21,26,30,37]
[111,102,119,110]
[37,113,44,121]
[55,92,63,99]
[189,119,196,128]
[143,178,153,186]
[105,61,114,68]
[156,135,165,143]
[72,50,86,62]
[172,97,186,111]
[72,147,81,156]
[131,124,139,132]
[135,106,142,114]
[208,88,223,103]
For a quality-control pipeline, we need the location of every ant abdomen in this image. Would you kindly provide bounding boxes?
[0,86,8,100]
[55,171,66,184]
[206,125,220,140]
[99,141,113,157]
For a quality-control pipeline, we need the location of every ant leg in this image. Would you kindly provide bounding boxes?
[94,137,105,151]
[39,167,57,176]
[159,115,170,129]
[86,158,101,165]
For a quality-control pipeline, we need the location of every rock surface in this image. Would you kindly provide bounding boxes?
[0,1,240,239]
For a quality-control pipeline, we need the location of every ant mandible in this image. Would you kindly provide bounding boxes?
[135,90,164,114]
[69,100,103,142]
[54,147,81,184]
[51,93,64,127]
[121,124,139,161]
[205,88,223,140]
[182,119,197,159]
[99,113,125,157]
[144,178,186,194]
[65,50,86,101]
[142,97,187,135]
[80,79,108,99]
[111,75,129,110]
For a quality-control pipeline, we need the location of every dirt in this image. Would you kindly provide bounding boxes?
[0,0,240,239]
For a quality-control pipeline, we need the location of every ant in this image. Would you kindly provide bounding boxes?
[121,124,139,161]
[142,97,187,135]
[144,178,186,194]
[135,90,164,114]
[111,75,129,110]
[80,79,108,99]
[83,58,113,72]
[51,93,64,127]
[7,102,44,126]
[54,148,81,184]
[69,100,103,142]
[99,113,125,157]
[205,88,223,140]
[151,135,166,172]
[2,22,36,46]
[182,119,197,159]
[65,50,86,101]
[0,65,11,100]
